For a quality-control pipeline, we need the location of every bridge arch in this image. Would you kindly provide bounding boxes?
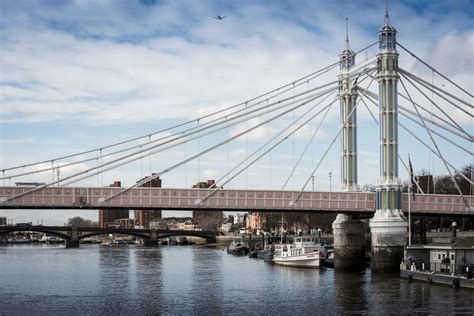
[78,230,150,240]
[0,226,71,240]
[159,231,215,242]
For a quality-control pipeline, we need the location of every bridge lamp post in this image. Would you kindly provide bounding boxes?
[328,171,332,192]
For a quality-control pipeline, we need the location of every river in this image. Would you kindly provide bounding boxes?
[0,244,472,315]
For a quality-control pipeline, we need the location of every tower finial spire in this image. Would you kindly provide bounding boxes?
[384,0,391,26]
[345,17,350,50]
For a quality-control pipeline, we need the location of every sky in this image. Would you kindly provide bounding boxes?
[0,0,472,225]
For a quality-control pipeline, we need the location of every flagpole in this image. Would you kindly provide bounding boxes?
[408,180,412,246]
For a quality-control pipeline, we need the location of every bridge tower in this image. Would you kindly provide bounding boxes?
[369,7,408,272]
[332,19,367,270]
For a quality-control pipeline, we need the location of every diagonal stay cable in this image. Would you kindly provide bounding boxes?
[357,92,426,194]
[398,123,473,185]
[399,110,472,155]
[363,72,471,135]
[198,93,342,205]
[281,69,375,190]
[99,87,340,203]
[399,77,470,209]
[359,92,472,185]
[2,77,340,180]
[7,68,375,184]
[398,42,473,98]
[291,75,377,206]
[1,64,336,173]
[5,85,338,202]
[202,71,375,202]
[360,76,467,134]
[400,69,473,114]
[3,42,378,173]
[359,85,472,142]
[400,71,472,137]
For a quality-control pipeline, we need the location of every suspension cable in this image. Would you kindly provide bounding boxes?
[400,71,472,137]
[397,42,473,98]
[291,74,377,205]
[3,78,342,180]
[362,72,471,136]
[399,110,473,155]
[400,69,473,114]
[199,94,341,205]
[359,92,473,185]
[3,42,378,173]
[399,77,470,208]
[398,122,473,185]
[5,86,336,201]
[281,70,374,190]
[216,92,338,193]
[358,93,426,194]
[360,86,472,142]
[100,87,338,203]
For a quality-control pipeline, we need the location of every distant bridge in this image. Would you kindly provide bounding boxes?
[0,186,472,217]
[0,225,216,247]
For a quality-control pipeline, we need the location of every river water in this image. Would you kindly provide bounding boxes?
[0,244,472,315]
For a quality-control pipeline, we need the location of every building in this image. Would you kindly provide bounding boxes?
[0,217,6,226]
[149,217,199,231]
[233,214,245,225]
[98,181,129,228]
[246,212,262,231]
[406,237,474,274]
[134,174,162,228]
[192,180,223,231]
[115,218,135,229]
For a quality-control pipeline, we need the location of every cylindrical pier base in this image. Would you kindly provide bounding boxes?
[143,239,159,247]
[65,239,80,248]
[332,214,366,270]
[370,210,407,273]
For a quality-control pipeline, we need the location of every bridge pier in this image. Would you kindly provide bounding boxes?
[65,239,80,248]
[66,227,80,248]
[143,229,159,247]
[370,211,407,272]
[332,214,366,270]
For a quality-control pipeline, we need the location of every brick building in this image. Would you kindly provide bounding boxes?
[192,180,223,231]
[98,181,129,228]
[134,174,162,228]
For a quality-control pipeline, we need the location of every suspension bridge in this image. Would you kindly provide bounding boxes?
[0,7,472,271]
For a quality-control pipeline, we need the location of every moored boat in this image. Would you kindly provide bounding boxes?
[227,238,249,255]
[272,237,324,268]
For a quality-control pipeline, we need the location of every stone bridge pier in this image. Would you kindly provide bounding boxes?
[332,214,366,270]
[143,229,159,247]
[65,227,80,248]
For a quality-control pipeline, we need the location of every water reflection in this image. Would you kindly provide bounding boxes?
[333,270,368,314]
[0,245,473,314]
[191,246,224,314]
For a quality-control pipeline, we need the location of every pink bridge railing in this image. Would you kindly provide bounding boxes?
[0,186,472,215]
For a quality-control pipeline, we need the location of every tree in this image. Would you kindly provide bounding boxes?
[65,216,98,227]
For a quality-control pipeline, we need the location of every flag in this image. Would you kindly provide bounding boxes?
[408,156,416,200]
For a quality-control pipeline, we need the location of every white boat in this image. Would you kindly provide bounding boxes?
[272,237,324,268]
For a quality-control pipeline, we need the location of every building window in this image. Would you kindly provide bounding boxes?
[450,254,454,261]
[438,254,441,260]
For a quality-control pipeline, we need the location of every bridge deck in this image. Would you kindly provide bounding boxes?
[0,186,472,216]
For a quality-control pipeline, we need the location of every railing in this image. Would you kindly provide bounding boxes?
[0,186,472,215]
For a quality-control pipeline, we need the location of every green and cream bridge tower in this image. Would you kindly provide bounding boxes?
[368,10,408,272]
[332,20,367,270]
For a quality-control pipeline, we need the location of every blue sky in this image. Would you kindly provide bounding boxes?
[0,0,472,224]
